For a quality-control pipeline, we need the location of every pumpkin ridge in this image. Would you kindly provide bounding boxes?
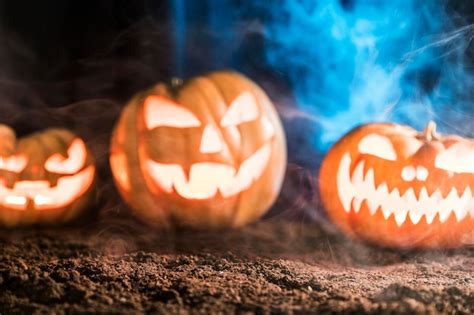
[135,99,170,226]
[178,78,239,226]
[190,77,246,226]
[202,73,269,226]
[0,125,97,226]
[193,77,240,166]
[205,72,254,164]
[319,121,474,248]
[110,71,286,229]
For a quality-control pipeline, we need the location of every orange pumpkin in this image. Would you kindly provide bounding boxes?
[319,121,474,248]
[0,125,97,226]
[110,71,287,228]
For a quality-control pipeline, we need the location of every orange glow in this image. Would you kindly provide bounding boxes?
[4,195,27,210]
[146,143,271,199]
[45,139,88,174]
[220,92,260,127]
[110,152,131,192]
[0,154,28,173]
[145,96,201,129]
[0,165,95,210]
[337,153,474,226]
[199,125,223,153]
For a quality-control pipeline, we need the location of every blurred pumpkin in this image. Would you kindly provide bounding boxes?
[319,121,474,248]
[110,71,287,228]
[0,125,97,226]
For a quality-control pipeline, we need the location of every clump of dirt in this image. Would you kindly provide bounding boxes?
[1,219,473,314]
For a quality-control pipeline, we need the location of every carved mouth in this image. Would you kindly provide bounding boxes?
[337,153,474,226]
[146,143,271,199]
[0,166,95,210]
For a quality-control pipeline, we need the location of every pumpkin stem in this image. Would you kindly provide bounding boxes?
[168,77,184,96]
[423,121,439,141]
[171,77,183,87]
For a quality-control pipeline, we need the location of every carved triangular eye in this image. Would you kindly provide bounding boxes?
[45,139,87,174]
[0,154,27,173]
[145,96,201,129]
[435,143,474,173]
[220,92,259,127]
[358,134,397,161]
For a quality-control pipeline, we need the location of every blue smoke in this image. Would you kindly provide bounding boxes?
[252,0,474,150]
[170,0,186,76]
[170,0,474,151]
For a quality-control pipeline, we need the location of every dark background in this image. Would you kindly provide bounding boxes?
[1,0,474,106]
[0,1,172,108]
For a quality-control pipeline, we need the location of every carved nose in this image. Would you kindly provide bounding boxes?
[401,165,429,182]
[200,125,223,154]
[416,166,429,181]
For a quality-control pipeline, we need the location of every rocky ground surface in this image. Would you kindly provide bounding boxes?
[0,218,473,314]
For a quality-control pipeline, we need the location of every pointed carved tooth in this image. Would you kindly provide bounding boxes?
[389,187,401,199]
[337,153,355,213]
[385,188,401,217]
[353,196,363,213]
[409,211,423,225]
[403,188,417,206]
[462,187,474,219]
[430,189,443,204]
[438,210,452,223]
[395,188,416,226]
[453,206,468,222]
[427,189,443,224]
[351,161,365,187]
[425,212,436,225]
[394,210,408,226]
[365,168,376,192]
[367,182,388,216]
[439,188,458,223]
[419,187,430,204]
[463,187,472,200]
[377,182,389,196]
[367,198,378,215]
[454,187,471,221]
[469,197,474,219]
[379,184,394,220]
[381,206,391,220]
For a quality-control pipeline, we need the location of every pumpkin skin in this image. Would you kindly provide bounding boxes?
[0,125,97,227]
[110,71,287,228]
[319,122,474,248]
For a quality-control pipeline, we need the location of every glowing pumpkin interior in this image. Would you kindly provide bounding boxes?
[320,122,474,248]
[143,93,275,200]
[110,71,287,229]
[0,131,95,212]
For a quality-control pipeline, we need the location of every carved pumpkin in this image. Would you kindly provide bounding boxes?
[319,122,474,248]
[0,125,97,226]
[110,71,287,228]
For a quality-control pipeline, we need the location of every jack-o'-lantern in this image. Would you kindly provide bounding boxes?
[0,125,97,227]
[319,121,474,248]
[110,71,287,228]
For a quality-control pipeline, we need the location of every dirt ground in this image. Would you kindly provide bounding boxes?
[0,104,473,314]
[0,216,473,314]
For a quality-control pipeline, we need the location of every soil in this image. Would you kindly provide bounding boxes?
[1,217,473,314]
